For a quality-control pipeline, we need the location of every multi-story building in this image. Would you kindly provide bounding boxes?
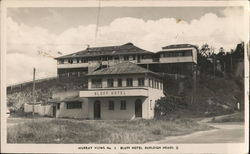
[79,62,164,120]
[55,43,153,78]
[155,44,198,75]
[44,62,164,120]
[55,43,198,77]
[25,43,198,120]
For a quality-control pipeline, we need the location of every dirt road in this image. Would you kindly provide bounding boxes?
[149,122,244,144]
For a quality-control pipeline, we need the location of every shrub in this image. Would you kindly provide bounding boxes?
[152,129,161,135]
[154,96,188,119]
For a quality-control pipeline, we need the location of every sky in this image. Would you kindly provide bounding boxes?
[6,6,245,85]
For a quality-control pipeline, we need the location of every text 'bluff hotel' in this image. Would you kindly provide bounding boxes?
[51,43,198,120]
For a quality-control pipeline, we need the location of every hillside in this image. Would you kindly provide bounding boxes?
[7,73,244,118]
[7,77,88,112]
[161,74,244,118]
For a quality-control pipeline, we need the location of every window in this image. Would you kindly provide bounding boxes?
[133,55,136,60]
[118,78,122,87]
[92,78,102,88]
[66,101,82,109]
[142,55,151,59]
[138,78,145,86]
[102,56,108,61]
[184,50,192,56]
[120,100,126,110]
[160,81,162,89]
[109,101,114,110]
[76,58,80,63]
[107,79,114,87]
[59,59,64,64]
[124,55,129,61]
[156,80,159,89]
[108,56,113,60]
[81,58,88,63]
[150,100,152,110]
[126,78,133,87]
[57,103,60,110]
[68,59,73,64]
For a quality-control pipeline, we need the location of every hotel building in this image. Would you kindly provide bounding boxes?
[49,62,164,120]
[55,43,198,77]
[24,42,197,120]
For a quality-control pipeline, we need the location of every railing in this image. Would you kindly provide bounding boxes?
[152,58,160,62]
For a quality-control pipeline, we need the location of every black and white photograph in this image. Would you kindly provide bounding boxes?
[1,0,249,153]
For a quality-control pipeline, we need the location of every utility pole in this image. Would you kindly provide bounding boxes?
[32,68,36,116]
[192,64,197,105]
[230,55,233,74]
[213,56,216,78]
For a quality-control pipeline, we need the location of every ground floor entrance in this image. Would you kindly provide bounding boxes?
[87,97,148,120]
[94,100,101,119]
[135,99,142,117]
[52,106,56,117]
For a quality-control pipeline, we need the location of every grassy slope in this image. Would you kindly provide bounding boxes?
[7,118,211,144]
[210,112,244,123]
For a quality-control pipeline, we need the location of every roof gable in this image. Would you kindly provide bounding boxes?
[162,44,198,50]
[87,62,158,76]
[56,43,152,59]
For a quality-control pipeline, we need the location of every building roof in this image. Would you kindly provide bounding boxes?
[87,62,160,76]
[55,43,152,59]
[162,44,198,50]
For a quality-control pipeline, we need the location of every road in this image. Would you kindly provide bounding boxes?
[148,122,244,144]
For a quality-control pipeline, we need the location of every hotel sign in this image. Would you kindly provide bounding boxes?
[79,88,148,98]
[94,90,126,96]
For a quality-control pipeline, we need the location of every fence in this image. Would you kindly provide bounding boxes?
[24,103,53,117]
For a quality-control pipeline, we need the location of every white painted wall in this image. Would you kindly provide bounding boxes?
[87,97,147,120]
[160,56,193,63]
[57,63,88,69]
[24,103,53,116]
[56,98,88,119]
[147,88,165,118]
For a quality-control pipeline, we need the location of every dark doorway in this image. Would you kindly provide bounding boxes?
[135,99,142,117]
[52,106,56,117]
[137,55,141,63]
[94,100,101,119]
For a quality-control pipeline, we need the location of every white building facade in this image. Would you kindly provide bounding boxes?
[79,62,165,119]
[41,62,165,120]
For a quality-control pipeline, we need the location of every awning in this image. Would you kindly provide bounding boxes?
[47,97,61,103]
[63,96,82,103]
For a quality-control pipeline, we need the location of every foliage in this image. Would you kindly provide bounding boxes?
[197,42,244,77]
[154,96,188,119]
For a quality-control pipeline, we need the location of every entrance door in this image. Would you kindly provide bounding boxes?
[94,100,101,119]
[135,99,142,117]
[52,106,56,117]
